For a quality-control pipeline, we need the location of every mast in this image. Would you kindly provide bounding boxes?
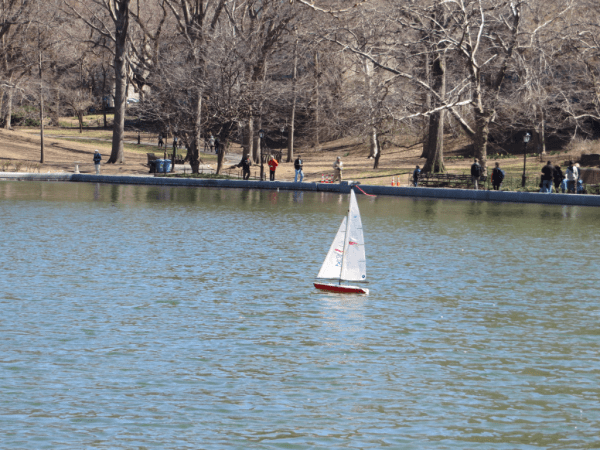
[339,190,353,285]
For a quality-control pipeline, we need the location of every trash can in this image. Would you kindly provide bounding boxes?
[155,159,165,173]
[163,159,172,173]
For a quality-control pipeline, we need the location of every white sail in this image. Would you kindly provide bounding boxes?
[316,217,347,279]
[340,190,367,282]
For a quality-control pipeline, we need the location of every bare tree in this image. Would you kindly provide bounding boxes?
[66,0,132,164]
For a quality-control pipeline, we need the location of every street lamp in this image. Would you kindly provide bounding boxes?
[280,126,285,159]
[259,129,265,181]
[521,132,531,187]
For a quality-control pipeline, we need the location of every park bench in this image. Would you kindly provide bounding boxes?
[167,153,185,165]
[146,153,158,165]
[417,172,487,189]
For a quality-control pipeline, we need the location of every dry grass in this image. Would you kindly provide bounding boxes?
[0,124,593,184]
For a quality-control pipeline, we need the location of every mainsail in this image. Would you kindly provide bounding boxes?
[340,190,367,282]
[316,190,367,282]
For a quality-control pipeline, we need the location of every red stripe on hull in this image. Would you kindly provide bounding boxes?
[314,282,369,295]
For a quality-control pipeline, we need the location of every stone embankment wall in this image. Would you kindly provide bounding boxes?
[1,172,600,207]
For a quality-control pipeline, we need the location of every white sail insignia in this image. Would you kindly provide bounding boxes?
[340,190,367,282]
[316,217,347,279]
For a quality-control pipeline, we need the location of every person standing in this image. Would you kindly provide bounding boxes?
[93,149,102,174]
[294,155,304,183]
[333,156,343,183]
[267,155,278,181]
[553,163,564,192]
[172,135,178,151]
[208,134,215,153]
[412,165,421,187]
[471,158,482,189]
[566,161,578,193]
[541,161,554,193]
[158,133,164,148]
[237,154,252,180]
[491,162,505,190]
[214,137,220,154]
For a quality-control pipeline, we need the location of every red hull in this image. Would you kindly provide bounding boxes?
[314,282,369,295]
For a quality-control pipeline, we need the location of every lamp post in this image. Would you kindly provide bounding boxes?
[259,129,265,181]
[280,126,284,159]
[521,132,531,187]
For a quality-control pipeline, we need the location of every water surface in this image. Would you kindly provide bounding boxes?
[1,181,599,449]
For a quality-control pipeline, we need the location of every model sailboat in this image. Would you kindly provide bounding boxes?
[314,189,369,295]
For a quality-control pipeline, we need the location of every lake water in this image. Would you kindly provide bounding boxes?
[1,181,599,449]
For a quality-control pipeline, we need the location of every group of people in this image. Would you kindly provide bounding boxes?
[479,158,581,193]
[412,158,583,193]
[540,160,581,193]
[157,134,179,151]
[235,154,308,182]
[234,154,346,183]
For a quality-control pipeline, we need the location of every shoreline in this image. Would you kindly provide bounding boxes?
[2,172,599,207]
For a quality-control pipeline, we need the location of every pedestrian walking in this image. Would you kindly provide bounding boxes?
[294,155,304,182]
[172,135,178,151]
[471,158,482,189]
[268,155,279,181]
[208,134,215,152]
[540,161,554,193]
[412,165,421,187]
[214,137,220,154]
[491,162,505,190]
[237,155,252,180]
[333,156,343,183]
[158,133,164,148]
[93,149,102,174]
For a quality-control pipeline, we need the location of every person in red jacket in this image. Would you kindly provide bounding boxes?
[267,155,278,181]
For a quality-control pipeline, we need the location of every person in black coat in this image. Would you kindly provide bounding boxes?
[294,155,304,182]
[553,164,564,192]
[541,161,554,193]
[237,155,252,180]
[491,162,504,190]
[471,158,482,189]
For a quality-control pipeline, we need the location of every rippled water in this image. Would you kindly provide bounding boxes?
[1,181,599,449]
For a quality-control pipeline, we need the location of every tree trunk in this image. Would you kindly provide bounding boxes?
[78,112,83,133]
[474,110,491,175]
[421,52,431,158]
[3,88,12,130]
[39,50,44,164]
[373,136,382,169]
[540,108,546,155]
[0,89,3,124]
[422,43,446,173]
[314,51,320,147]
[364,58,377,159]
[247,116,256,162]
[107,0,130,164]
[216,140,226,175]
[51,91,60,127]
[369,127,378,160]
[287,32,298,163]
[422,110,445,173]
[188,92,202,173]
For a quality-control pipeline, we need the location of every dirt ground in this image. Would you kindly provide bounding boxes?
[0,126,586,186]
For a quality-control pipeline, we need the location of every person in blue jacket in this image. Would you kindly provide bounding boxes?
[412,165,421,187]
